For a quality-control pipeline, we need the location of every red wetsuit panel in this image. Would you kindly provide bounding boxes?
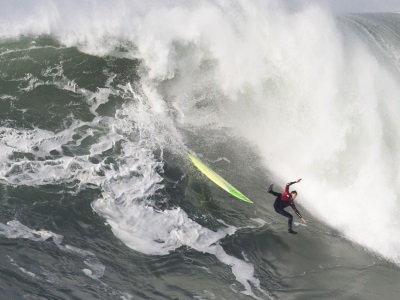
[281,183,301,217]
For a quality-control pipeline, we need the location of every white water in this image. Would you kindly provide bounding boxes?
[1,0,400,289]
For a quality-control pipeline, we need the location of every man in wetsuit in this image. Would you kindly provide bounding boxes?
[268,179,307,234]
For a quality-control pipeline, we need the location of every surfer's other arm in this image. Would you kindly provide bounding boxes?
[290,203,306,223]
[284,179,306,224]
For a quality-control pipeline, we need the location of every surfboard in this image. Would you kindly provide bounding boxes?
[188,153,253,204]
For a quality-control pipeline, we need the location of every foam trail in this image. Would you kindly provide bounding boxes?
[92,196,269,298]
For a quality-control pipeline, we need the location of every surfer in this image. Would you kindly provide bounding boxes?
[268,179,306,234]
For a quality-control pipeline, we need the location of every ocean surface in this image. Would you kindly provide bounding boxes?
[1,1,400,299]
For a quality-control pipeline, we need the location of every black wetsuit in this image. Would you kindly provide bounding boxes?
[268,186,302,231]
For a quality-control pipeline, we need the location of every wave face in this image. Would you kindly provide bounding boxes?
[1,0,400,299]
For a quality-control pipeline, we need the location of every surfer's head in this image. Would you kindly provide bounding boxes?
[291,191,298,199]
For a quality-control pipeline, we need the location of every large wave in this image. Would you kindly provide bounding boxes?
[1,0,400,283]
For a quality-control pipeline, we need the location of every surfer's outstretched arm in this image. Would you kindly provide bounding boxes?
[285,179,301,194]
[284,179,301,193]
[287,178,302,186]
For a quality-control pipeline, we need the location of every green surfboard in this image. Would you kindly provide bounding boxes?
[188,153,253,204]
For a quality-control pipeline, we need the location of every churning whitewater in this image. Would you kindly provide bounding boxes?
[1,0,400,299]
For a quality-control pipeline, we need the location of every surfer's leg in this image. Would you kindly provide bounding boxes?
[284,212,294,231]
[269,189,280,197]
[268,184,274,193]
[274,206,296,234]
[280,210,293,229]
[273,197,281,210]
